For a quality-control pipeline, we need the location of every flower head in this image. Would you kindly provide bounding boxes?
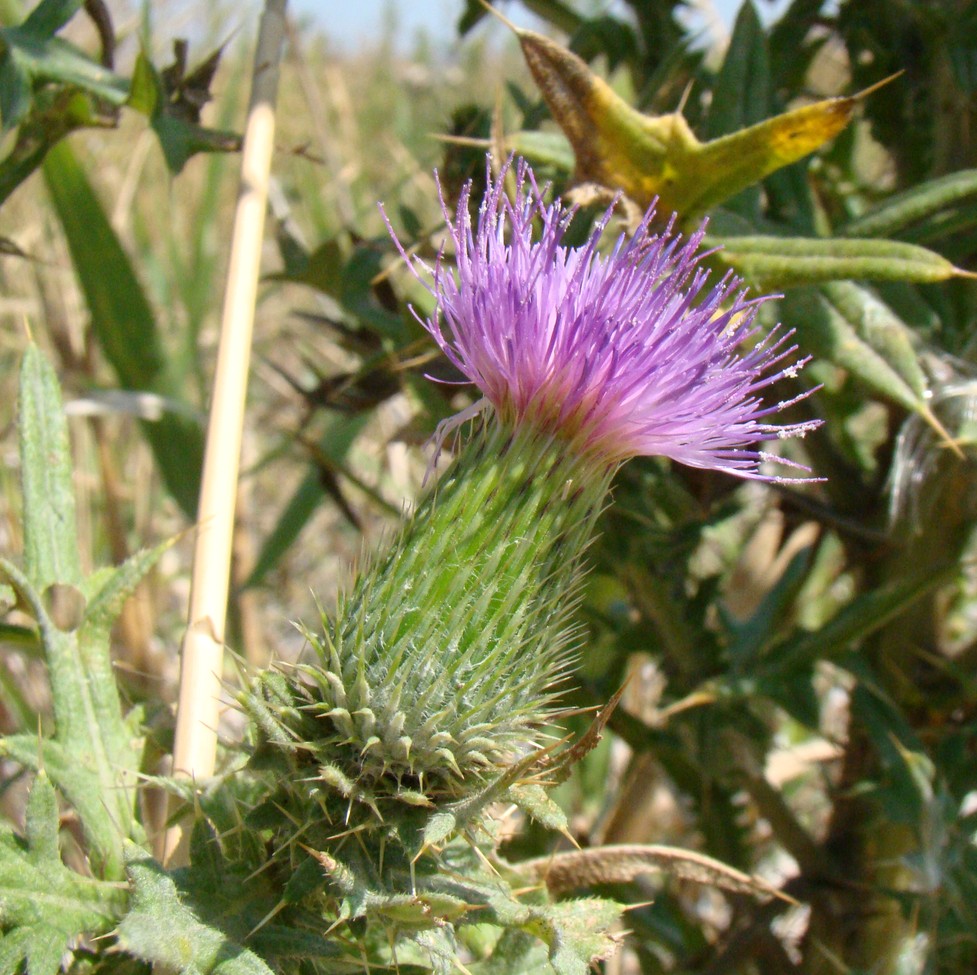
[392,157,818,478]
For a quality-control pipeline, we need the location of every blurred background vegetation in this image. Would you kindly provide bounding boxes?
[2,0,977,972]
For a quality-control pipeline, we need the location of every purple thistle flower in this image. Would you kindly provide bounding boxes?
[391,157,819,479]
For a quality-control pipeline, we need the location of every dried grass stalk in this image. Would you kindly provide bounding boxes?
[163,0,288,866]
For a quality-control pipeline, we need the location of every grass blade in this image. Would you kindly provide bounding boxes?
[42,139,204,516]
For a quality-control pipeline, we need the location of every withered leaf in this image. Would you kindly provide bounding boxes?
[521,843,792,902]
[519,29,888,218]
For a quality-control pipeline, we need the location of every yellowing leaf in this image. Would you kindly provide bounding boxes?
[518,29,884,218]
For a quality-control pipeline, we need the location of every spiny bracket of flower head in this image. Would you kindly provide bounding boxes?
[390,155,821,482]
[242,420,614,846]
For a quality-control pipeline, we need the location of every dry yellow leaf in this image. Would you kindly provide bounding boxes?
[519,29,889,218]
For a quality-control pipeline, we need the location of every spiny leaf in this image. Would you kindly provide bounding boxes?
[0,772,126,975]
[507,783,568,833]
[839,168,977,239]
[713,233,969,288]
[118,845,275,975]
[81,535,176,635]
[0,558,138,878]
[17,343,82,593]
[522,898,622,975]
[515,27,880,217]
[1,348,166,877]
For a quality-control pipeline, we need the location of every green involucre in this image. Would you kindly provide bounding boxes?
[247,419,613,824]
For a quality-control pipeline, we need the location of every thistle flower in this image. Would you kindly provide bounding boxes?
[402,156,818,477]
[247,157,820,877]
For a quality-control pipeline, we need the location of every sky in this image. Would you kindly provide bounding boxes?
[296,0,794,52]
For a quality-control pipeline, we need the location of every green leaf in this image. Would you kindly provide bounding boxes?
[839,168,977,239]
[759,567,956,678]
[525,898,622,975]
[780,287,925,415]
[42,142,163,386]
[845,661,929,825]
[0,771,126,975]
[820,281,928,399]
[0,0,128,133]
[0,559,136,878]
[81,536,175,635]
[42,139,204,516]
[20,0,83,38]
[341,245,410,340]
[713,233,966,287]
[724,543,815,670]
[505,129,575,175]
[118,846,275,975]
[0,349,165,878]
[508,783,569,833]
[421,812,457,850]
[0,576,151,879]
[472,930,553,975]
[128,51,240,174]
[0,43,31,132]
[17,343,82,593]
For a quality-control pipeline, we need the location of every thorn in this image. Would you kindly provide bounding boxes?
[853,70,904,100]
[477,0,520,35]
[558,825,581,850]
[247,900,286,939]
[920,404,966,460]
[464,832,501,877]
[430,132,491,149]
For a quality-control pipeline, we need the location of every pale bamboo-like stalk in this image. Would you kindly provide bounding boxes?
[163,0,288,866]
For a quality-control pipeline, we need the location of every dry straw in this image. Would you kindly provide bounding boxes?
[163,0,288,866]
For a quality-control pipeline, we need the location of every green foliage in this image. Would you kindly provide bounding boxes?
[0,0,127,137]
[0,772,127,975]
[118,846,275,975]
[0,346,166,964]
[0,347,166,878]
[42,140,205,516]
[0,0,237,194]
[234,423,624,970]
[0,348,629,974]
[128,49,240,175]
